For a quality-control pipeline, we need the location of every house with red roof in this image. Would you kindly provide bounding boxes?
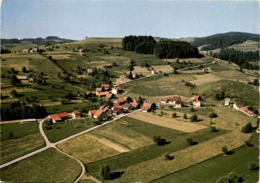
[88,110,98,117]
[101,84,110,91]
[142,102,156,112]
[130,102,140,109]
[115,98,126,105]
[233,103,255,117]
[112,105,123,115]
[44,112,69,123]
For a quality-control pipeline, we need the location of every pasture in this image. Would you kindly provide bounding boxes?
[43,118,96,143]
[151,133,259,183]
[0,148,82,183]
[0,123,45,164]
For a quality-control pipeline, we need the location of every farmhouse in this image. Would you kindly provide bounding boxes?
[130,102,140,109]
[224,98,232,106]
[166,96,182,108]
[142,102,156,112]
[88,110,98,118]
[44,112,69,123]
[99,92,114,99]
[101,84,110,91]
[121,103,134,112]
[112,105,123,115]
[190,95,201,107]
[16,75,28,81]
[233,103,255,117]
[112,86,124,95]
[202,67,212,73]
[115,98,126,105]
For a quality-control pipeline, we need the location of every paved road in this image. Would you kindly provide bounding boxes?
[0,110,139,183]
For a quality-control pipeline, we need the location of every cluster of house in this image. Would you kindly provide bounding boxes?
[85,84,124,100]
[44,97,156,123]
[22,47,39,53]
[15,75,48,84]
[225,98,256,117]
[161,95,201,108]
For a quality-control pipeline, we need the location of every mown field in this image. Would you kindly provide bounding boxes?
[43,118,97,143]
[57,134,121,164]
[0,148,82,183]
[151,133,259,183]
[0,122,45,164]
[86,125,226,180]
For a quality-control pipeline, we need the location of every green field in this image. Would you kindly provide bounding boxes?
[90,116,185,150]
[151,133,259,183]
[43,118,97,142]
[0,148,82,183]
[86,127,226,179]
[121,73,195,97]
[0,123,45,164]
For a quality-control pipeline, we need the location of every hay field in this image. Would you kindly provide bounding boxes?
[57,134,120,164]
[90,121,153,150]
[110,129,251,183]
[152,65,174,73]
[129,111,207,133]
[191,73,223,85]
[134,66,152,77]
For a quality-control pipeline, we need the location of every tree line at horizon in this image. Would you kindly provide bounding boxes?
[122,35,202,58]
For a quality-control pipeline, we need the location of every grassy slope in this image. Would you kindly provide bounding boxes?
[43,118,97,143]
[0,123,45,164]
[151,133,259,183]
[87,128,226,178]
[196,80,259,106]
[0,148,82,183]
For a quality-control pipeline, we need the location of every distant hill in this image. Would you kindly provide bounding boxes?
[1,36,76,49]
[191,32,259,51]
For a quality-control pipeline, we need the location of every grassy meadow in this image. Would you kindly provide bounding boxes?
[151,133,259,183]
[0,148,82,183]
[0,123,45,164]
[43,118,97,143]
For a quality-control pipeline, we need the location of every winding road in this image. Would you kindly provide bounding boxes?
[0,110,139,183]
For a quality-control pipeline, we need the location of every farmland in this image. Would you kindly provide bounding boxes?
[1,35,259,183]
[0,148,82,183]
[0,123,45,164]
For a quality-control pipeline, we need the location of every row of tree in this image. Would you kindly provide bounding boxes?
[213,48,259,70]
[1,102,48,121]
[122,36,202,58]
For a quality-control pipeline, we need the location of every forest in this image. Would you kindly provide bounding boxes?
[213,48,259,70]
[192,32,259,50]
[1,102,48,121]
[122,35,202,58]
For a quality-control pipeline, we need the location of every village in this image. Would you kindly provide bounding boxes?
[43,82,257,125]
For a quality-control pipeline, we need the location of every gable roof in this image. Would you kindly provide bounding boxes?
[45,112,69,121]
[142,102,154,111]
[239,107,254,116]
[116,98,126,104]
[89,110,97,116]
[190,95,200,101]
[72,111,81,115]
[130,102,139,108]
[16,76,28,80]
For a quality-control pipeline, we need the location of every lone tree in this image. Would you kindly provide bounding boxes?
[183,113,187,119]
[164,154,174,160]
[190,114,198,122]
[172,113,177,118]
[11,75,20,86]
[153,136,167,146]
[9,132,14,138]
[222,146,229,155]
[101,165,111,180]
[208,112,218,118]
[241,122,254,133]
